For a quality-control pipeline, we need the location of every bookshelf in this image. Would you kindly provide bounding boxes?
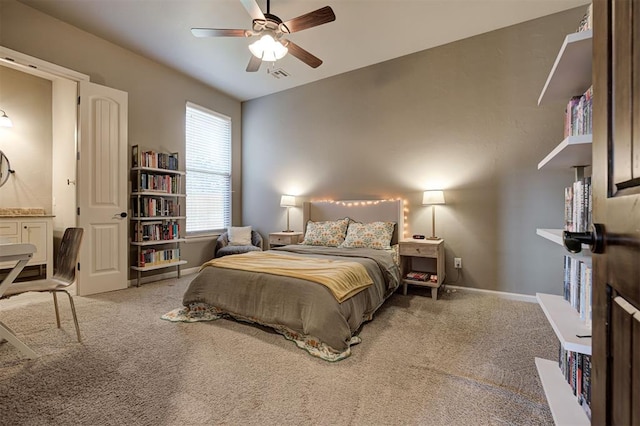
[130,145,187,286]
[536,229,590,258]
[535,10,592,424]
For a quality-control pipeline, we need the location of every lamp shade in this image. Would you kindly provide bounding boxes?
[249,35,288,62]
[280,195,296,207]
[422,190,445,205]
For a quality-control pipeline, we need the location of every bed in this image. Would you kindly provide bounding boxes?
[162,200,403,361]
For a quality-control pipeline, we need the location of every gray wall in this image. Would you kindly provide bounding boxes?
[0,0,243,271]
[242,8,587,296]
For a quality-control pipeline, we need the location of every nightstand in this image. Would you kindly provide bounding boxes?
[399,238,445,299]
[269,231,303,248]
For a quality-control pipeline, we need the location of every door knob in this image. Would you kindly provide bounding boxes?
[563,223,605,254]
[119,212,128,218]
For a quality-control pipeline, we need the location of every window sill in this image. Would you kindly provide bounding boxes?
[184,233,220,243]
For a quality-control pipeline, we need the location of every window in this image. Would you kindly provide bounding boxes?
[185,102,231,235]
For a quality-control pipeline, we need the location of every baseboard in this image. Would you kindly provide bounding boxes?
[445,285,538,303]
[128,266,199,287]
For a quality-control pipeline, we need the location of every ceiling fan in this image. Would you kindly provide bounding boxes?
[191,0,336,72]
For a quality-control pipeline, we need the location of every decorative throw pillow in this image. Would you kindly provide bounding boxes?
[301,218,349,247]
[228,226,252,246]
[339,221,395,250]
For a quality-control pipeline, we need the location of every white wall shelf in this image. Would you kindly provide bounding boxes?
[537,135,592,170]
[536,16,593,424]
[537,293,592,354]
[538,30,592,106]
[131,166,185,176]
[131,238,186,246]
[131,260,187,272]
[131,192,186,198]
[535,358,590,426]
[536,228,591,258]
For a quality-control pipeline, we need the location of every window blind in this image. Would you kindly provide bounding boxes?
[185,102,231,234]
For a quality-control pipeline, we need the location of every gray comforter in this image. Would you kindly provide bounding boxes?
[182,245,400,352]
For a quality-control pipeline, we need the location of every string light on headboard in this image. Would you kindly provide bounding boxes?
[312,198,410,239]
[313,198,401,207]
[403,199,409,239]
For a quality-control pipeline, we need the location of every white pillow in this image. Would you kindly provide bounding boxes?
[228,226,252,246]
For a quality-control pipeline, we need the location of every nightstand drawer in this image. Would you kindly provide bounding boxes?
[399,243,438,257]
[269,232,302,246]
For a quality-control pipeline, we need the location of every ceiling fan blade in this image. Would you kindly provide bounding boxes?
[191,28,249,37]
[239,0,265,21]
[283,6,336,33]
[283,40,322,68]
[246,55,262,72]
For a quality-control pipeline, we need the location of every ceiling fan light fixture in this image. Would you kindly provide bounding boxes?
[0,110,13,128]
[249,34,288,62]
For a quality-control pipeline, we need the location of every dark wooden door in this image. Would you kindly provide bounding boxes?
[592,0,640,424]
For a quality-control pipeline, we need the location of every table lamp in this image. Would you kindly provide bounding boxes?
[422,190,445,239]
[280,195,296,232]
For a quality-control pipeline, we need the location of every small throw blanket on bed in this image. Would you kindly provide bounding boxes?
[200,251,373,303]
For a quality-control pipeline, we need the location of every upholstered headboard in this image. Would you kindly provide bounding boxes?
[302,200,404,245]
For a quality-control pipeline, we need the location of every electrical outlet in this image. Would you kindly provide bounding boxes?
[454,258,462,269]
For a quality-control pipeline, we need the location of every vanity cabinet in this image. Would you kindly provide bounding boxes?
[0,216,53,278]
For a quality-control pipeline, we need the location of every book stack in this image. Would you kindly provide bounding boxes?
[564,176,592,233]
[132,145,179,171]
[406,271,430,281]
[134,220,180,242]
[564,85,593,138]
[133,197,180,218]
[563,255,592,324]
[559,344,592,419]
[138,247,180,267]
[139,173,180,193]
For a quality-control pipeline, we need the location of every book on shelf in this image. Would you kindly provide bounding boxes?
[564,85,593,138]
[139,173,180,193]
[133,197,180,218]
[559,344,592,420]
[563,255,592,325]
[132,145,179,171]
[576,3,592,33]
[564,176,592,233]
[138,247,180,267]
[134,220,180,242]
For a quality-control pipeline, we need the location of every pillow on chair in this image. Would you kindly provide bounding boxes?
[214,229,263,258]
[228,226,252,246]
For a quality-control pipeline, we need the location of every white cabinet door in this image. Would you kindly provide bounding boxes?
[20,222,47,264]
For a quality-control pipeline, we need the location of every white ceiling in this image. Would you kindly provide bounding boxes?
[19,0,589,101]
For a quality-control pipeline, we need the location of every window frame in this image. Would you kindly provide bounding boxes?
[184,101,232,238]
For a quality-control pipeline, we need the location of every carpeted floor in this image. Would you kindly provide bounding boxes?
[0,275,557,425]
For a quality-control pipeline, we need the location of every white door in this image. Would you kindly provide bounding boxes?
[76,81,128,296]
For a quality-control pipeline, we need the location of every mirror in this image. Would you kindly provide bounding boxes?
[0,150,13,187]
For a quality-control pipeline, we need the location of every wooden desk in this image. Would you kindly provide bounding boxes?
[0,243,37,358]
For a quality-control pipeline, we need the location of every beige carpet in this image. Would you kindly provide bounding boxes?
[0,275,557,425]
